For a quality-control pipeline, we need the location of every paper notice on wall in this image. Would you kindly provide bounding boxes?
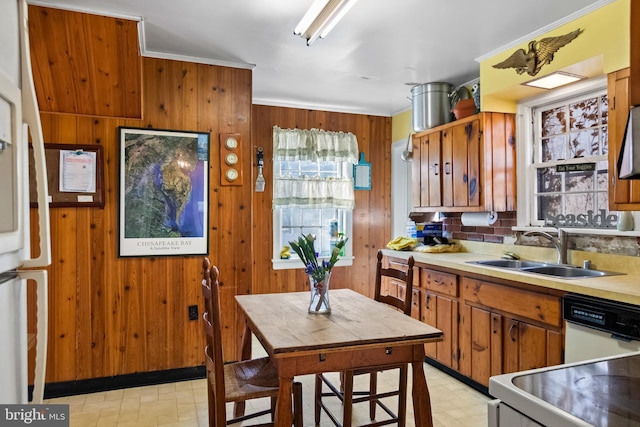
[59,149,97,192]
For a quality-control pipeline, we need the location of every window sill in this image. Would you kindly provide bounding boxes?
[272,256,354,271]
[513,226,640,237]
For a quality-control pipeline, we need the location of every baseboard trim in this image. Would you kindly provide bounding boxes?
[40,366,206,399]
[424,357,490,397]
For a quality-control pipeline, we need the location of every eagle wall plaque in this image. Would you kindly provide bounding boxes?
[492,29,584,77]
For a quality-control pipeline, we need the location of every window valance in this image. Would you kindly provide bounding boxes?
[273,126,357,209]
[273,176,355,209]
[273,126,359,163]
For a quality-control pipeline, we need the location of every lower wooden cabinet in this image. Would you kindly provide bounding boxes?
[385,256,565,389]
[458,277,564,387]
[422,291,459,370]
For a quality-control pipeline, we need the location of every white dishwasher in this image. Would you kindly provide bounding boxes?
[563,293,640,363]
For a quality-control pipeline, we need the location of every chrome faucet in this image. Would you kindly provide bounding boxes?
[523,228,569,265]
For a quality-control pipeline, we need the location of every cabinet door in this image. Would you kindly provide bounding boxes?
[608,69,640,209]
[427,131,442,206]
[411,288,421,320]
[398,284,421,320]
[436,295,459,369]
[441,128,454,207]
[451,119,480,207]
[422,291,438,359]
[411,135,422,209]
[503,318,560,374]
[422,291,459,369]
[459,304,499,387]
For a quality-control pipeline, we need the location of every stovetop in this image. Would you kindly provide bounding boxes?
[490,352,640,427]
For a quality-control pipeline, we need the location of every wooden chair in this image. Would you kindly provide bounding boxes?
[201,258,303,426]
[314,250,415,427]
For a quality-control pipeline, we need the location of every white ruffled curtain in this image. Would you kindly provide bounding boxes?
[273,126,358,209]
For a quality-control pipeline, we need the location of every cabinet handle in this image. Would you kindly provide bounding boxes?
[509,323,517,342]
[444,162,451,175]
[433,163,439,176]
[425,294,431,309]
[432,279,444,285]
[492,316,498,334]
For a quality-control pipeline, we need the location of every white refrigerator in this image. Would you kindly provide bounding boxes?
[0,0,51,404]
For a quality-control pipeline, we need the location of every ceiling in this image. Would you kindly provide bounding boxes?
[30,0,607,117]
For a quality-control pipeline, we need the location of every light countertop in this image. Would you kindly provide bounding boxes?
[381,247,640,306]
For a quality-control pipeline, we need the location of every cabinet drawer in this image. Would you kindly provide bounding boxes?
[421,268,458,297]
[461,277,562,327]
[388,258,420,288]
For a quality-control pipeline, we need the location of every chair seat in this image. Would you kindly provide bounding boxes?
[223,356,280,402]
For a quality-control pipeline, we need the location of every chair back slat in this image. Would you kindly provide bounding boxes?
[202,257,227,427]
[373,250,415,316]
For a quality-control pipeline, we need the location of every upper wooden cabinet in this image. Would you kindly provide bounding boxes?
[28,5,142,118]
[607,69,640,209]
[411,112,516,213]
[607,2,640,210]
[630,0,640,107]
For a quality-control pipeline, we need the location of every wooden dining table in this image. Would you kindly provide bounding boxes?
[235,288,443,427]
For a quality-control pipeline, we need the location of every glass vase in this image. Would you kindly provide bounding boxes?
[308,272,331,314]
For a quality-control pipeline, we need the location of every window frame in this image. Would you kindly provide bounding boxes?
[272,158,354,270]
[515,75,633,235]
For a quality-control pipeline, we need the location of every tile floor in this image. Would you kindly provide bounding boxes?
[45,362,491,427]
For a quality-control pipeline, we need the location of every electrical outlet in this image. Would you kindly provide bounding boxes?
[188,305,198,321]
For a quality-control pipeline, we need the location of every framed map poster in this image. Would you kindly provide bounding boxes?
[118,127,210,257]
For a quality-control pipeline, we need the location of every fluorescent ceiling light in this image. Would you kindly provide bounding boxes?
[294,0,359,46]
[523,71,585,90]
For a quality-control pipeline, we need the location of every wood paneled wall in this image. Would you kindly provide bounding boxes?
[29,55,253,383]
[28,6,394,385]
[251,106,392,299]
[28,6,142,118]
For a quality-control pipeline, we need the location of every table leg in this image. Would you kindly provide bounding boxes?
[275,375,294,427]
[411,348,434,427]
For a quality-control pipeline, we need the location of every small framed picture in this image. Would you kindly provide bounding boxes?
[118,127,210,257]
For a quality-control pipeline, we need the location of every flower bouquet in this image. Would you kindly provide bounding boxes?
[289,234,348,314]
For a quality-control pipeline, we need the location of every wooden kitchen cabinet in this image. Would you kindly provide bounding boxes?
[420,267,459,370]
[607,68,640,209]
[458,277,563,387]
[422,291,459,369]
[502,317,563,375]
[382,254,564,390]
[411,112,516,212]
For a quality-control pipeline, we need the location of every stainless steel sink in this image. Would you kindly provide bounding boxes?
[521,265,619,279]
[471,259,551,269]
[469,259,622,279]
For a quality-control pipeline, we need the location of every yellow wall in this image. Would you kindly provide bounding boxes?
[392,109,412,142]
[481,0,629,112]
[393,0,630,128]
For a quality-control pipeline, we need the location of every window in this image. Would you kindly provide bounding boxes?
[271,127,357,269]
[518,77,617,230]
